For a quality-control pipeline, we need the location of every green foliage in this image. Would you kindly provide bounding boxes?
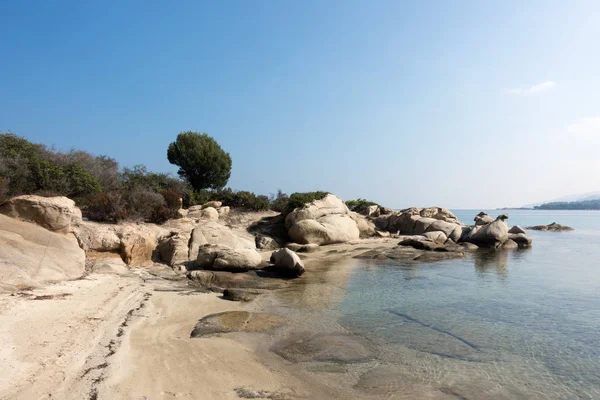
[535,199,600,210]
[345,198,379,211]
[190,187,270,211]
[286,191,329,211]
[0,132,190,223]
[167,131,232,190]
[269,189,289,212]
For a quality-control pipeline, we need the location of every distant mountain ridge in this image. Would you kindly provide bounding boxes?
[523,191,600,208]
[534,199,600,210]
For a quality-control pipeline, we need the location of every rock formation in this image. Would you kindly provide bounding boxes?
[0,214,85,291]
[0,195,82,233]
[284,194,360,245]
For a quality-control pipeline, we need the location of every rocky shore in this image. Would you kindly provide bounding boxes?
[0,193,538,399]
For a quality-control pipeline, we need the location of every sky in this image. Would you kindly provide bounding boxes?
[1,1,599,209]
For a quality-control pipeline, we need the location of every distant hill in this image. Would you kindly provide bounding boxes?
[523,191,600,208]
[534,199,600,210]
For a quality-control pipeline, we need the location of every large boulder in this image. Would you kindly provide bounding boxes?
[194,244,263,272]
[465,219,509,248]
[350,211,376,237]
[189,206,219,220]
[508,225,526,234]
[285,194,359,245]
[119,225,168,266]
[189,222,255,259]
[0,195,82,233]
[424,220,463,242]
[0,214,85,291]
[508,233,533,248]
[73,221,121,252]
[158,230,192,266]
[269,248,305,277]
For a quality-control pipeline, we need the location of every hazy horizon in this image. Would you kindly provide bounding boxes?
[2,1,599,209]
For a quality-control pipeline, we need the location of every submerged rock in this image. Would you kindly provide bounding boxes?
[222,288,262,302]
[271,333,375,363]
[526,222,574,232]
[355,245,466,263]
[190,311,285,337]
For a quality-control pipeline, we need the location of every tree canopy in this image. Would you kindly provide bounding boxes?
[167,131,232,190]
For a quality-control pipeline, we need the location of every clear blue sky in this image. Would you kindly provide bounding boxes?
[2,1,599,208]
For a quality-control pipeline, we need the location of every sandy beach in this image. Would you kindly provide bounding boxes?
[0,241,393,400]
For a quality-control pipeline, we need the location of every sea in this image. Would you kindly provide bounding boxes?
[264,210,600,399]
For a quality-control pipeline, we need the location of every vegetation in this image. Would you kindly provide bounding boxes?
[0,133,186,223]
[1,132,335,222]
[190,188,270,211]
[167,131,232,190]
[534,199,600,210]
[345,198,379,212]
[286,191,329,211]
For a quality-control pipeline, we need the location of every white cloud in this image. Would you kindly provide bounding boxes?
[568,116,600,137]
[505,81,556,96]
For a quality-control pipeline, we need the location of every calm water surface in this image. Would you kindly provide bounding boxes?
[270,210,600,399]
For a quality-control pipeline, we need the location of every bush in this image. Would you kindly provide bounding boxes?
[189,188,271,211]
[269,189,289,212]
[286,191,329,211]
[345,198,379,212]
[84,191,128,223]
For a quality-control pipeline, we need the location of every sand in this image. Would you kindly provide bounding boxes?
[0,267,322,399]
[0,239,401,400]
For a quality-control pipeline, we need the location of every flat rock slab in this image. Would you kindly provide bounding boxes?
[271,333,375,364]
[187,270,290,290]
[222,288,264,302]
[354,246,466,263]
[190,311,285,338]
[526,222,574,231]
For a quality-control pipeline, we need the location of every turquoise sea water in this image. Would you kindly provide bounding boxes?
[273,210,600,399]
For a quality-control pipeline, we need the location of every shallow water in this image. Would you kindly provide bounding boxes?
[268,210,600,399]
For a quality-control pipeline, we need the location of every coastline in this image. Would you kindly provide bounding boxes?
[0,240,399,400]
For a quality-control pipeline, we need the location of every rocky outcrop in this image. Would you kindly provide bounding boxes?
[464,218,509,248]
[374,207,463,239]
[269,248,305,277]
[190,222,255,256]
[508,225,526,234]
[474,212,494,226]
[119,224,169,266]
[350,211,376,237]
[73,221,121,252]
[0,195,82,233]
[0,214,85,291]
[285,194,360,245]
[195,244,263,272]
[508,233,533,248]
[526,222,574,232]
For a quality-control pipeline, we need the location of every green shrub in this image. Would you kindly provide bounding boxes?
[269,189,289,212]
[286,191,329,211]
[189,188,271,211]
[345,198,379,212]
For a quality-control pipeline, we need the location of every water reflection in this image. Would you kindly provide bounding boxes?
[473,249,509,278]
